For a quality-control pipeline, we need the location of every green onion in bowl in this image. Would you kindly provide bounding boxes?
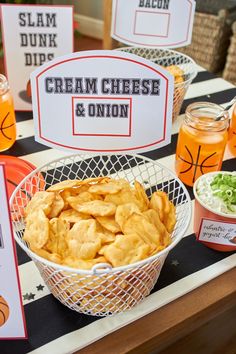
[210,174,236,213]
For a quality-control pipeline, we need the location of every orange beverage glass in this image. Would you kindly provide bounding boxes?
[175,102,229,187]
[228,104,236,156]
[0,74,16,152]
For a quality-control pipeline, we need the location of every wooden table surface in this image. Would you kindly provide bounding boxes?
[77,267,236,354]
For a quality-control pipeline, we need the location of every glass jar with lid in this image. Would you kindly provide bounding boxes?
[175,102,229,187]
[0,74,16,152]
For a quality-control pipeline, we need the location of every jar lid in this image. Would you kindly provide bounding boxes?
[185,101,229,132]
[0,74,9,95]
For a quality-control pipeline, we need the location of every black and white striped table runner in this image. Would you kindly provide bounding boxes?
[1,66,236,354]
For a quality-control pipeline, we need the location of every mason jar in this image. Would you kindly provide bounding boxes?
[228,104,236,157]
[0,74,16,152]
[175,102,229,187]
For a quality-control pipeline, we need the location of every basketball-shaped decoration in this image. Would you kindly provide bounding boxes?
[0,295,10,327]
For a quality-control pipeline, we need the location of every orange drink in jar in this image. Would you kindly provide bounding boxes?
[0,74,16,152]
[228,105,236,156]
[175,102,229,187]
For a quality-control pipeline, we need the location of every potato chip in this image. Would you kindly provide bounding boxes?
[99,233,150,267]
[60,187,89,210]
[75,200,116,217]
[149,191,168,221]
[175,76,184,84]
[48,193,64,218]
[60,189,76,202]
[67,192,103,211]
[47,179,81,192]
[123,213,161,252]
[157,191,171,214]
[150,191,176,232]
[59,189,72,210]
[163,202,176,233]
[77,176,111,186]
[110,178,131,190]
[165,65,184,83]
[59,209,91,223]
[67,184,90,196]
[25,191,55,216]
[88,181,122,195]
[97,232,116,245]
[95,220,117,244]
[96,215,121,234]
[32,247,62,265]
[115,203,140,231]
[23,209,49,249]
[44,218,70,256]
[63,256,108,270]
[143,208,166,234]
[133,181,149,211]
[143,209,171,247]
[67,219,101,260]
[104,188,139,208]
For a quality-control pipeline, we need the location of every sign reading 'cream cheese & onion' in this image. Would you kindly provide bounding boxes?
[30,50,174,153]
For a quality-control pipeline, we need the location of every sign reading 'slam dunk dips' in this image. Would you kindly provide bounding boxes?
[30,50,174,153]
[111,0,196,48]
[0,4,73,110]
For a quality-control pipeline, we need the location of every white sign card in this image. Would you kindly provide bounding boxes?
[0,4,74,111]
[30,50,174,153]
[111,0,196,48]
[0,164,27,339]
[198,218,236,248]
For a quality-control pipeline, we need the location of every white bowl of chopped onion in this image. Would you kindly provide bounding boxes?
[193,171,236,252]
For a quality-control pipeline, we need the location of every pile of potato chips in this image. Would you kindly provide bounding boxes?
[23,177,176,270]
[165,65,184,84]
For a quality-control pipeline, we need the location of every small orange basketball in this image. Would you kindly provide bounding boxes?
[0,295,10,327]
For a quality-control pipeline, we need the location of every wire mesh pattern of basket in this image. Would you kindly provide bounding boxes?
[11,154,191,317]
[116,47,197,122]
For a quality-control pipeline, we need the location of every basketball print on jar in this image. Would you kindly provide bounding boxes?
[0,295,10,327]
[175,102,229,187]
[0,75,16,152]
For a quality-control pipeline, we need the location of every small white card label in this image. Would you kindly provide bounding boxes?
[0,164,27,339]
[198,218,236,248]
[0,4,73,111]
[30,50,174,153]
[111,0,196,48]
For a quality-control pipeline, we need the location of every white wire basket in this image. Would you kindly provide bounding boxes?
[10,154,191,317]
[117,47,197,121]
